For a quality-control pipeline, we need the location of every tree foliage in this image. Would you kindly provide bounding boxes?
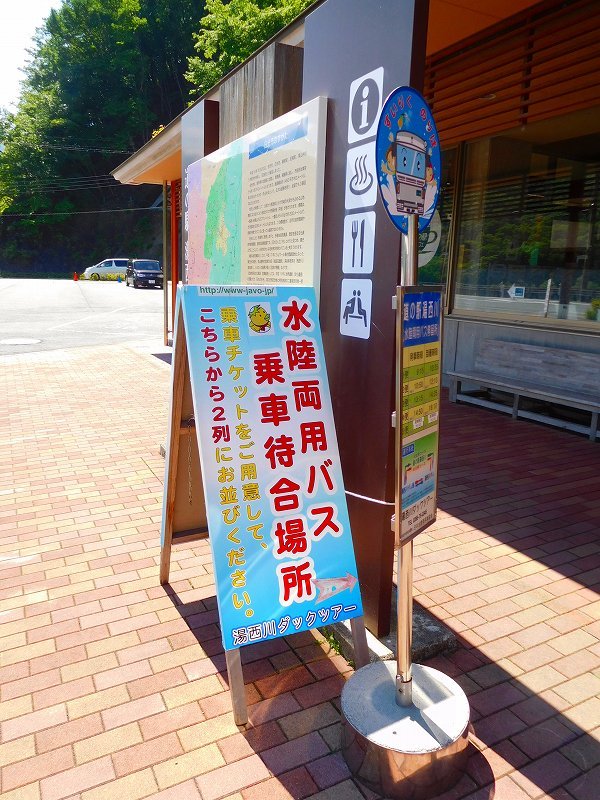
[0,0,318,275]
[0,0,203,274]
[186,0,314,97]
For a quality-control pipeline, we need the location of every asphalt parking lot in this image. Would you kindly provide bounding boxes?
[0,278,169,355]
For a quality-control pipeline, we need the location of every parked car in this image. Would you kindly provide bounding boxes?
[126,259,163,289]
[82,258,128,280]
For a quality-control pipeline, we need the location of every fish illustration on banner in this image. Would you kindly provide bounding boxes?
[313,573,358,604]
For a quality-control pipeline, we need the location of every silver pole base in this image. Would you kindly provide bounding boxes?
[341,661,470,800]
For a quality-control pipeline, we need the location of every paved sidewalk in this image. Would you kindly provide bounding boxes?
[0,343,598,800]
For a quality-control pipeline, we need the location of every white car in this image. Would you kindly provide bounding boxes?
[82,258,128,280]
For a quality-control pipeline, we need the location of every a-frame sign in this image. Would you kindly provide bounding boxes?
[160,285,370,725]
[159,293,208,585]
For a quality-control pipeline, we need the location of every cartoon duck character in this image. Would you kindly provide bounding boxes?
[248,304,271,333]
[387,111,408,145]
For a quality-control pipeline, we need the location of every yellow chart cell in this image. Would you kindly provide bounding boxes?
[405,373,439,394]
[402,386,439,412]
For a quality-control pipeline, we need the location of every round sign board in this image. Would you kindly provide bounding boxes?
[376,86,441,234]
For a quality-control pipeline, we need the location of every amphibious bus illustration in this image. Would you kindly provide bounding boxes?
[395,131,426,215]
[403,452,435,492]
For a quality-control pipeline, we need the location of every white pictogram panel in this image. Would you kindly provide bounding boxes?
[347,67,384,144]
[342,212,376,274]
[340,278,372,339]
[345,142,378,210]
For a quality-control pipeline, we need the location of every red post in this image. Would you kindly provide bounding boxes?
[170,180,181,333]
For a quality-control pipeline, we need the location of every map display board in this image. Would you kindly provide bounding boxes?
[180,284,363,651]
[400,288,442,540]
[185,98,327,294]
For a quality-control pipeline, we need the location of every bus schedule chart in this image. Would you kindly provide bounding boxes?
[401,291,441,438]
[400,288,442,540]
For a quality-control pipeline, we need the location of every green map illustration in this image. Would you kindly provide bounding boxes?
[204,152,243,284]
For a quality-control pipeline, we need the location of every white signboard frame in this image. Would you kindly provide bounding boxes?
[185,97,327,297]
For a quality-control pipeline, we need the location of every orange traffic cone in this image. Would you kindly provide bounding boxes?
[73,272,78,281]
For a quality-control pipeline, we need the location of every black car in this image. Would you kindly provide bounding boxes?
[126,259,163,288]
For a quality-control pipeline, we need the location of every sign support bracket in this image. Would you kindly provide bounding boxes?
[349,616,370,669]
[225,648,248,726]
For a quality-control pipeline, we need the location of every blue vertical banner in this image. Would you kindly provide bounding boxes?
[180,285,363,651]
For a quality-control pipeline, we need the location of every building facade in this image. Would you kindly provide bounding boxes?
[425,0,600,394]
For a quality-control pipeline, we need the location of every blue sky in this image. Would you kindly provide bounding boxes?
[1,1,62,110]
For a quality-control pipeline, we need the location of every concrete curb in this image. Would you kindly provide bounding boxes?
[323,585,457,665]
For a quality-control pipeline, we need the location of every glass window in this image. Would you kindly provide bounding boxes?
[453,119,600,326]
[417,147,456,288]
[134,260,161,271]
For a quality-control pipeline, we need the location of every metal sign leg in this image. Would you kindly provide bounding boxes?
[225,648,248,726]
[350,615,370,669]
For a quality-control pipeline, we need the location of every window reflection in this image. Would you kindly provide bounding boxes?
[454,124,600,325]
[417,147,455,287]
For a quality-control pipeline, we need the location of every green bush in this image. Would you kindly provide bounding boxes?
[585,298,600,320]
[80,273,123,282]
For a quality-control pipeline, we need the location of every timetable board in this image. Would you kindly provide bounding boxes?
[399,287,442,541]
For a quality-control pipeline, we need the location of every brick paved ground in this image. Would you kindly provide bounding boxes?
[0,343,598,800]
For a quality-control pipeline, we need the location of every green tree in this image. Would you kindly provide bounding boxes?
[186,0,314,97]
[0,0,204,274]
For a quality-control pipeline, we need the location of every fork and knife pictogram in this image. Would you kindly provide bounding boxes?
[351,219,365,268]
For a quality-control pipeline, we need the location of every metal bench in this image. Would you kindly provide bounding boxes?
[448,339,600,441]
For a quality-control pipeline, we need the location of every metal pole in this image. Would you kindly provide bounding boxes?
[396,213,419,707]
[396,541,413,705]
[404,213,419,285]
[543,278,552,318]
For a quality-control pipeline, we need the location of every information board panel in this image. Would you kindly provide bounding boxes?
[180,284,363,651]
[185,97,327,294]
[400,288,442,540]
